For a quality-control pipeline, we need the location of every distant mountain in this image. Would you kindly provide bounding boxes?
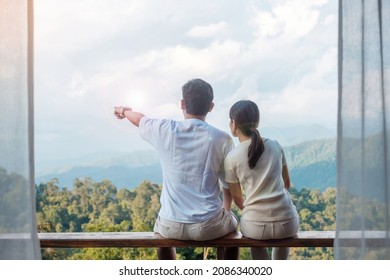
[285,138,336,191]
[36,150,161,189]
[36,149,159,176]
[261,124,335,146]
[36,163,162,190]
[36,138,337,191]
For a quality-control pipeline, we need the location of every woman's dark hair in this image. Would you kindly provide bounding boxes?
[229,100,264,169]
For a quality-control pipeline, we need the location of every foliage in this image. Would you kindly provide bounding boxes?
[37,178,160,260]
[285,138,337,191]
[35,175,338,260]
[289,187,336,260]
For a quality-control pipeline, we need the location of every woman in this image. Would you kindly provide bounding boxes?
[224,100,299,260]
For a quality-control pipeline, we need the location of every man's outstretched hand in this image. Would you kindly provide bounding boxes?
[114,106,132,119]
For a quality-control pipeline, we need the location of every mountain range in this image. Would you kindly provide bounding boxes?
[36,124,337,191]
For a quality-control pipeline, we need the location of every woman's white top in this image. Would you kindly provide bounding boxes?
[224,138,297,221]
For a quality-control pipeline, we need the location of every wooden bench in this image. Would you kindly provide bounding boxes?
[3,231,387,258]
[39,230,390,247]
[2,231,385,259]
[38,231,335,259]
[39,231,335,248]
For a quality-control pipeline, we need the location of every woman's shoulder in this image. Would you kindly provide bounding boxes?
[226,140,250,159]
[263,137,280,145]
[263,137,284,151]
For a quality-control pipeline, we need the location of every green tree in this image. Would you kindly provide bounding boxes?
[35,176,341,260]
[130,181,161,232]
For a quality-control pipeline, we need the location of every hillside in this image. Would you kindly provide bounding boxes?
[36,150,161,189]
[262,124,335,146]
[285,138,336,190]
[32,179,337,260]
[36,138,337,191]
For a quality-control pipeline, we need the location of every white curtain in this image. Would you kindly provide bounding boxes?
[0,0,41,259]
[335,0,390,259]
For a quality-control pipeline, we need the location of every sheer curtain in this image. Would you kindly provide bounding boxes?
[335,0,390,259]
[0,0,41,259]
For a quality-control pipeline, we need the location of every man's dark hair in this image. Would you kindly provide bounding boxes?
[182,79,214,116]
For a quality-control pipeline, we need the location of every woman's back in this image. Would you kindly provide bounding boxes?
[224,138,296,221]
[224,100,299,258]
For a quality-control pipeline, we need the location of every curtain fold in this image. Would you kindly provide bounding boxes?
[335,0,390,259]
[0,0,41,259]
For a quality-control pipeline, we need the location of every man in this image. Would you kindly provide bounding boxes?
[114,78,238,259]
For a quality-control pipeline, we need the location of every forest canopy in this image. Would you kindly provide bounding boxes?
[34,176,336,260]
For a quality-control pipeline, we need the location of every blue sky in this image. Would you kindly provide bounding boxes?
[34,0,338,169]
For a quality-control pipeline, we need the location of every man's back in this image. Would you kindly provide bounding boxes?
[114,78,239,258]
[139,117,233,223]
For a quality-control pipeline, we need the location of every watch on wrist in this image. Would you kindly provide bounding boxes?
[122,107,131,115]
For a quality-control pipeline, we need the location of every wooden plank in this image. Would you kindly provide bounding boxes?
[38,231,336,248]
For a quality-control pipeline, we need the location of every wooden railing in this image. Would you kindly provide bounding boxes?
[1,231,386,259]
[38,231,335,251]
[3,231,386,250]
[38,231,336,259]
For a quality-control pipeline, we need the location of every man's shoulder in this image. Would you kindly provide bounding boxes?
[139,118,177,139]
[208,126,234,154]
[206,123,231,138]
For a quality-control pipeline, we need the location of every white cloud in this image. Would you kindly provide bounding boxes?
[249,0,328,40]
[34,0,171,51]
[67,73,87,98]
[250,11,283,38]
[281,46,337,113]
[34,0,338,164]
[324,14,337,25]
[186,21,229,38]
[218,47,338,128]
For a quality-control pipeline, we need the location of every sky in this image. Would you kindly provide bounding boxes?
[34,0,338,170]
